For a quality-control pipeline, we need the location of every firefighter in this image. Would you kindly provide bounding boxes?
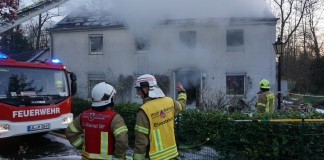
[55,80,63,92]
[65,82,129,160]
[133,74,187,160]
[256,79,275,113]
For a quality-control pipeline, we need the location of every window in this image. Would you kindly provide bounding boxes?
[226,75,245,95]
[179,31,196,48]
[89,35,103,54]
[136,38,150,52]
[88,74,105,97]
[226,29,244,52]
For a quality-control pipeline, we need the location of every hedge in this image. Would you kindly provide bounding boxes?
[71,98,324,159]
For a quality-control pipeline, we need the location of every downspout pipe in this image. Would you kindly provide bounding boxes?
[49,30,53,59]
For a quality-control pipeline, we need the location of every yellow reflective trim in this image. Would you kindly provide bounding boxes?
[126,156,134,160]
[177,93,187,100]
[153,129,163,152]
[257,103,267,107]
[82,150,113,159]
[159,149,178,160]
[101,132,108,155]
[82,129,85,151]
[176,101,182,111]
[81,130,112,160]
[113,126,128,137]
[150,144,177,158]
[134,153,145,160]
[72,136,83,148]
[69,123,79,133]
[266,93,275,113]
[135,125,149,134]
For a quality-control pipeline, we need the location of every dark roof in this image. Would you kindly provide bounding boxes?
[50,6,125,30]
[50,3,277,31]
[7,48,49,62]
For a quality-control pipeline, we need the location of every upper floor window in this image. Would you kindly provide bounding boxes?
[136,38,150,53]
[180,31,196,48]
[226,74,245,95]
[226,29,244,52]
[89,34,103,54]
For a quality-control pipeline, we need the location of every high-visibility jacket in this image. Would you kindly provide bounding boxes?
[257,91,275,113]
[140,97,178,160]
[80,109,116,160]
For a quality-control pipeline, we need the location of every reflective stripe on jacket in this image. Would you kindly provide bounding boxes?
[141,97,178,160]
[257,91,275,113]
[80,109,116,160]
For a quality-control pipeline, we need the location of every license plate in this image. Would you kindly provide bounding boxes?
[27,123,51,131]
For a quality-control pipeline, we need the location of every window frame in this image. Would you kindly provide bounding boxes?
[226,29,244,52]
[179,31,196,48]
[89,34,103,55]
[88,74,105,98]
[226,73,246,96]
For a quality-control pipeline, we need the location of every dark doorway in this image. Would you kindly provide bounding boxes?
[175,67,201,109]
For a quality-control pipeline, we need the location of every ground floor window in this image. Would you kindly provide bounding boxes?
[88,74,105,98]
[226,74,245,95]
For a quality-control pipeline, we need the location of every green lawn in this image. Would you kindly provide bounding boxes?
[303,95,324,103]
[284,94,324,104]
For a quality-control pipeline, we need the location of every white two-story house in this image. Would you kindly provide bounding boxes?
[49,2,278,108]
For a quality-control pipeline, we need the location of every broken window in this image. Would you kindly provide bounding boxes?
[226,29,244,52]
[179,31,196,48]
[136,38,150,52]
[226,75,245,95]
[89,35,103,54]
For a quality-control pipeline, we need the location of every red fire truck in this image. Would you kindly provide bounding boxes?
[0,53,77,138]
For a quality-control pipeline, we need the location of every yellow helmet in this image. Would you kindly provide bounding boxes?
[55,80,62,87]
[259,79,270,89]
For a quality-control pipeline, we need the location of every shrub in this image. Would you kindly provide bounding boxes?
[71,97,91,117]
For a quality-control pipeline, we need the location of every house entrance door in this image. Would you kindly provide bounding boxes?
[174,67,202,109]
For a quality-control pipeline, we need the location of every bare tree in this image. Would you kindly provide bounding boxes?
[266,0,324,93]
[24,8,63,49]
[306,0,324,59]
[268,0,308,42]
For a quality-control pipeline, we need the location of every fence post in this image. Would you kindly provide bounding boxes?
[301,118,305,159]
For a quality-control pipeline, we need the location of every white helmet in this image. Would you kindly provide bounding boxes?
[92,82,116,107]
[135,74,165,98]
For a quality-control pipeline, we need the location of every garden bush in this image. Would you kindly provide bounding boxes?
[177,108,324,159]
[70,97,324,159]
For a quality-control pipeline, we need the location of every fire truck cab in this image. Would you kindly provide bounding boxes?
[0,53,77,138]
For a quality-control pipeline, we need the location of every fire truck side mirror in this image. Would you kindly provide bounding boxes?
[69,72,77,95]
[71,81,77,96]
[70,73,77,81]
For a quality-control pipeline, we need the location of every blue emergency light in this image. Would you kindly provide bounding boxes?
[0,53,8,59]
[51,59,62,64]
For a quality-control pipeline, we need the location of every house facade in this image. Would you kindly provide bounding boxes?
[49,6,278,107]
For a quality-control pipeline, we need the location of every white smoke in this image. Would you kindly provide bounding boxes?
[109,0,273,34]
